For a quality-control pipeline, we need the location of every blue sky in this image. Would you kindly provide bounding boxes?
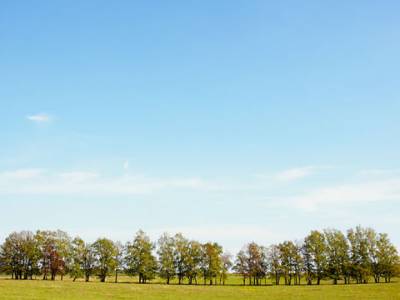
[1,1,400,252]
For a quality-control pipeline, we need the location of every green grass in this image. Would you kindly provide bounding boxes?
[0,276,399,300]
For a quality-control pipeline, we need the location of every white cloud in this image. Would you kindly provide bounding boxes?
[58,171,99,182]
[274,166,320,181]
[0,169,43,180]
[0,169,215,196]
[289,178,400,211]
[27,113,51,123]
[357,169,400,177]
[1,166,398,216]
[123,160,129,170]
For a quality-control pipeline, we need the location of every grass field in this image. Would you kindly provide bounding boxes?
[0,276,399,300]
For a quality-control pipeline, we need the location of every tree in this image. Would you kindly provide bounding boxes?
[125,230,157,283]
[347,226,372,283]
[35,230,71,280]
[114,241,124,283]
[92,238,118,282]
[0,231,40,280]
[278,241,297,285]
[201,242,223,285]
[174,233,190,284]
[303,230,327,285]
[324,229,350,284]
[69,237,95,282]
[233,250,248,285]
[54,230,72,280]
[267,244,282,285]
[246,242,266,286]
[292,242,304,285]
[157,233,176,284]
[0,226,398,287]
[69,237,85,282]
[376,233,399,283]
[185,240,202,285]
[220,253,232,285]
[83,242,96,282]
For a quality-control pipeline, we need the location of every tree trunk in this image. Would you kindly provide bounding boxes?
[307,274,312,285]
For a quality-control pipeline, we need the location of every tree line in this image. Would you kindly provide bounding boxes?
[0,226,398,285]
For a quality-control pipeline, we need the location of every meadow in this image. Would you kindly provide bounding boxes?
[0,276,399,300]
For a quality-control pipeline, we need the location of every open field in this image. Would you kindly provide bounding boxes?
[0,277,399,300]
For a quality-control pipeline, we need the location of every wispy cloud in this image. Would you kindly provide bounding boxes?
[0,169,215,196]
[2,167,398,215]
[58,171,99,183]
[26,113,52,123]
[288,178,400,211]
[274,166,328,182]
[357,168,400,177]
[0,169,44,180]
[123,160,129,170]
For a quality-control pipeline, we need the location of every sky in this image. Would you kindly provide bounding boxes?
[1,0,400,253]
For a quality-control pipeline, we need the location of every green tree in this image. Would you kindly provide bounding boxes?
[157,233,176,284]
[201,242,223,285]
[233,250,248,285]
[125,230,157,283]
[376,233,399,283]
[292,242,303,285]
[324,229,350,284]
[278,241,297,285]
[69,237,95,282]
[83,242,96,282]
[246,242,266,286]
[92,238,118,282]
[0,231,40,280]
[347,226,372,283]
[267,244,282,285]
[303,230,327,285]
[186,240,202,285]
[35,230,71,280]
[220,252,232,285]
[114,241,124,283]
[69,237,85,282]
[174,233,190,284]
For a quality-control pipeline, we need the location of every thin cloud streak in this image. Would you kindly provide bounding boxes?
[1,167,399,215]
[26,113,52,123]
[284,178,400,211]
[256,165,332,182]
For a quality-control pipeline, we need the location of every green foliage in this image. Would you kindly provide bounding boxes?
[157,233,176,284]
[324,229,350,284]
[303,230,327,285]
[125,230,157,283]
[201,242,223,285]
[0,231,40,279]
[0,226,398,288]
[92,238,118,282]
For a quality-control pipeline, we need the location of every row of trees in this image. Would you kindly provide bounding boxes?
[0,230,229,285]
[234,227,399,285]
[0,226,398,285]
